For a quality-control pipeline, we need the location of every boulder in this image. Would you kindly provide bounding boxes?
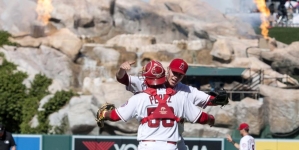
[236,97,264,135]
[259,85,299,134]
[67,95,99,134]
[210,39,234,62]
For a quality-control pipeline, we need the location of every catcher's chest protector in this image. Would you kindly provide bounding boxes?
[141,88,181,124]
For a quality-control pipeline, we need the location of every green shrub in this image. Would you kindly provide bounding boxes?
[0,30,18,47]
[20,74,52,134]
[0,53,28,132]
[0,52,77,134]
[41,90,77,134]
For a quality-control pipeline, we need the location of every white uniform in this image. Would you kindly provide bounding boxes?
[125,75,210,150]
[239,135,255,150]
[116,88,202,150]
[127,76,210,108]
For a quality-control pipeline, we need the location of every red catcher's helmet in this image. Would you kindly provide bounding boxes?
[169,58,188,75]
[142,60,166,86]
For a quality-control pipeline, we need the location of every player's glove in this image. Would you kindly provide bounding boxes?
[95,103,116,128]
[209,88,229,106]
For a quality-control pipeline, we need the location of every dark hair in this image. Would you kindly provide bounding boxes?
[245,129,249,132]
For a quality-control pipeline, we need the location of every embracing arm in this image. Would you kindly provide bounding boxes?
[116,61,135,86]
[183,96,215,126]
[196,112,215,126]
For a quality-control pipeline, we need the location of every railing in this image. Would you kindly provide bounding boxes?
[230,70,263,91]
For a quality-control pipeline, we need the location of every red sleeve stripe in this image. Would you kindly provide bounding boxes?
[203,95,215,108]
[191,111,202,123]
[196,112,209,124]
[110,109,121,121]
[115,109,127,122]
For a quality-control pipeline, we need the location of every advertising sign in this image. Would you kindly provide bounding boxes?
[73,136,138,150]
[256,139,299,150]
[12,134,42,150]
[73,136,224,150]
[184,138,224,150]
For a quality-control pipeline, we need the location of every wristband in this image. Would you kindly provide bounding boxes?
[231,140,236,145]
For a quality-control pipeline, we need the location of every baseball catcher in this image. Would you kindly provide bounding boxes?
[94,60,215,150]
[95,103,116,128]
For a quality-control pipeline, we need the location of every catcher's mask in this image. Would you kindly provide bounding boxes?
[142,60,166,86]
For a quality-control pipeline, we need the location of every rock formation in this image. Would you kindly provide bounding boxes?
[0,0,298,137]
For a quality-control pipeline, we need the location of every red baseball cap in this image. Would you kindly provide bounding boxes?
[142,60,166,85]
[238,123,249,130]
[169,58,188,75]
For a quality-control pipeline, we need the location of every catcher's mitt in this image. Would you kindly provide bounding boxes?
[95,103,116,128]
[209,88,229,106]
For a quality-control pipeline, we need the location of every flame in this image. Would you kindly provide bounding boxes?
[36,0,53,25]
[253,0,270,39]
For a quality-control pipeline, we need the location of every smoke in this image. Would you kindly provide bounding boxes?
[200,0,257,14]
[200,0,261,30]
[0,0,37,35]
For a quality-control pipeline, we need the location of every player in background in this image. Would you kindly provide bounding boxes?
[99,60,215,150]
[226,123,255,150]
[0,123,16,150]
[116,58,228,150]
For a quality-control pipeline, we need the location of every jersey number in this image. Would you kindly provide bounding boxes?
[146,107,175,128]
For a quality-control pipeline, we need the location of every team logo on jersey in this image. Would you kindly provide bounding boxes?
[179,63,184,70]
[242,143,247,148]
[151,64,164,78]
[159,107,167,114]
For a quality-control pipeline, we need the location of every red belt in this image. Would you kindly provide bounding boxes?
[141,140,177,145]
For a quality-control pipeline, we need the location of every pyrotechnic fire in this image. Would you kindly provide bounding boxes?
[253,0,270,39]
[36,0,53,25]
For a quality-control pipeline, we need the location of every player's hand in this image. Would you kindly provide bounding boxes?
[120,61,135,71]
[226,134,233,142]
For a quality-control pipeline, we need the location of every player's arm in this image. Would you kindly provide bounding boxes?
[226,134,240,150]
[116,61,135,85]
[187,85,212,108]
[188,86,228,108]
[104,96,138,122]
[183,97,215,126]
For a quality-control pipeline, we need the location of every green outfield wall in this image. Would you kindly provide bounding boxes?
[12,134,299,150]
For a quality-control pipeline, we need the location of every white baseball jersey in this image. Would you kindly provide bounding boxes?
[126,75,210,108]
[125,75,210,135]
[240,135,255,150]
[115,88,202,142]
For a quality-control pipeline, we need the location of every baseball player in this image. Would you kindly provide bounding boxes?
[97,60,215,150]
[116,58,228,150]
[226,123,255,150]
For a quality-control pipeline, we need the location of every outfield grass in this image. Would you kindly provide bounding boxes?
[268,27,299,44]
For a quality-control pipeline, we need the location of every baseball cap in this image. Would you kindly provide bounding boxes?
[169,58,188,75]
[238,123,249,130]
[142,60,166,85]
